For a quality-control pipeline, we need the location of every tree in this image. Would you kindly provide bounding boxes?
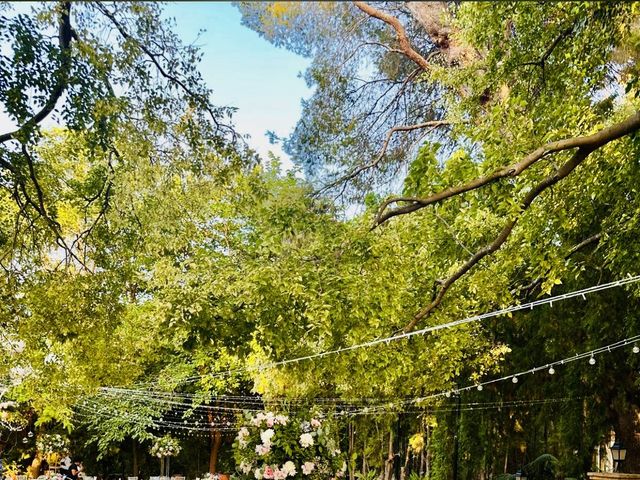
[238,1,640,332]
[0,1,243,269]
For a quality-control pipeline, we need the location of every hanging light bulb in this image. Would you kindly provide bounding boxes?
[477,385,483,391]
[589,355,596,365]
[548,366,555,375]
[22,437,28,444]
[27,431,34,438]
[633,344,639,354]
[445,391,451,398]
[512,376,519,383]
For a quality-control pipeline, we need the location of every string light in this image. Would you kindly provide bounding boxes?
[589,355,596,365]
[88,334,640,422]
[633,344,639,354]
[161,275,640,385]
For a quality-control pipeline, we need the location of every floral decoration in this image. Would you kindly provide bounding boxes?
[233,411,346,480]
[149,435,182,458]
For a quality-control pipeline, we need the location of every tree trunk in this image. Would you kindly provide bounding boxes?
[384,430,394,480]
[209,430,222,474]
[349,422,355,480]
[614,404,640,473]
[132,439,139,477]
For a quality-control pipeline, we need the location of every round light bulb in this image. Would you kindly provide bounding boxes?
[589,356,596,365]
[445,391,451,398]
[512,376,519,383]
[22,437,28,444]
[477,385,483,391]
[633,345,639,354]
[27,431,34,438]
[548,366,555,375]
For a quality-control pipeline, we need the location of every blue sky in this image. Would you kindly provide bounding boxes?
[164,2,311,167]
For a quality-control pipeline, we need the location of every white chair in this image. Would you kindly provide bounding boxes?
[128,477,139,480]
[149,477,160,480]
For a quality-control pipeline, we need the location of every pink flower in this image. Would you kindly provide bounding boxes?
[264,466,274,479]
[255,443,271,456]
[310,418,322,428]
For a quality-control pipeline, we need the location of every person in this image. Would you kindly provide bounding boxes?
[65,458,81,480]
[60,455,72,477]
[40,458,50,476]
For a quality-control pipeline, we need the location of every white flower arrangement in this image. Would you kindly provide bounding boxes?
[149,435,182,458]
[233,410,345,480]
[36,433,69,455]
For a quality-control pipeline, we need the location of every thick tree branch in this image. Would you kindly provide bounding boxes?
[400,111,640,332]
[316,120,450,195]
[0,2,72,145]
[376,111,640,226]
[354,2,431,72]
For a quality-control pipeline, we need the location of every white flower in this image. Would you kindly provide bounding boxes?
[299,433,314,448]
[238,427,250,438]
[240,462,253,474]
[44,353,60,365]
[273,469,286,480]
[260,428,275,444]
[275,414,289,425]
[301,462,315,475]
[254,469,263,480]
[255,443,271,456]
[281,462,296,477]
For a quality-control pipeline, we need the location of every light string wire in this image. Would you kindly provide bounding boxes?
[148,274,640,385]
[92,333,640,419]
[72,395,585,434]
[408,333,640,403]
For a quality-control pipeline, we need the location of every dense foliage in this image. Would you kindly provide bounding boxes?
[2,2,640,480]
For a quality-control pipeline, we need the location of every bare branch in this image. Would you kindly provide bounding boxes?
[316,120,450,195]
[354,1,431,72]
[399,111,640,332]
[94,3,236,139]
[375,111,640,226]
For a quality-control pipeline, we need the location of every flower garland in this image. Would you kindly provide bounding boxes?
[150,435,182,458]
[233,411,346,480]
[35,434,69,456]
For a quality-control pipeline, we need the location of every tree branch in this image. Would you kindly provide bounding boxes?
[518,232,602,295]
[316,120,450,195]
[0,1,72,145]
[375,111,640,226]
[94,3,235,139]
[354,1,431,72]
[400,111,640,332]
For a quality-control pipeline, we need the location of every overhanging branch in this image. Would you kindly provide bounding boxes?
[354,2,431,72]
[376,111,640,226]
[398,111,640,332]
